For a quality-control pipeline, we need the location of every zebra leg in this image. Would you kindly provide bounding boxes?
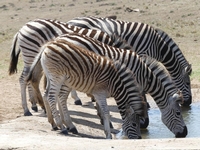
[19,67,32,116]
[71,90,82,105]
[27,83,38,112]
[93,92,112,139]
[87,93,96,102]
[47,77,68,134]
[59,85,78,134]
[96,102,114,128]
[30,63,46,111]
[43,91,58,130]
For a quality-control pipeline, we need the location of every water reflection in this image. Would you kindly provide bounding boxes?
[141,102,200,139]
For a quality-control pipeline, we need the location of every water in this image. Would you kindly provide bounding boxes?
[141,102,200,139]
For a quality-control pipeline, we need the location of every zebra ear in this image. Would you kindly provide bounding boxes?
[185,64,192,75]
[173,90,183,104]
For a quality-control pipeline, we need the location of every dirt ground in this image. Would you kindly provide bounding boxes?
[0,0,200,149]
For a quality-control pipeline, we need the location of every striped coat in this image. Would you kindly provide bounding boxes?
[67,16,192,106]
[52,33,187,138]
[28,39,145,139]
[9,18,119,116]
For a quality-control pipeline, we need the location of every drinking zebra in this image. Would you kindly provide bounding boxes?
[9,18,121,116]
[8,18,187,133]
[67,16,192,106]
[27,39,146,139]
[45,33,187,138]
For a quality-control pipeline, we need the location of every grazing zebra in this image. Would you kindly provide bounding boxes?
[154,28,192,105]
[27,39,146,139]
[50,33,187,137]
[9,18,121,116]
[67,16,192,106]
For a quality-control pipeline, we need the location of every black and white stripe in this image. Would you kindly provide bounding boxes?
[53,33,187,137]
[67,16,192,106]
[9,19,116,116]
[28,39,145,139]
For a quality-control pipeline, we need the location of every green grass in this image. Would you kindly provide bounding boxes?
[190,64,200,81]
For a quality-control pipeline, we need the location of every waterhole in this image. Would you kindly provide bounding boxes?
[141,102,200,139]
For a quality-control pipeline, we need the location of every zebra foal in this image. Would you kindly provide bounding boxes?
[52,33,187,138]
[67,16,192,106]
[27,39,146,139]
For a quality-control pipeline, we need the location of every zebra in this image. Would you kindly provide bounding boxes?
[48,33,187,138]
[154,27,192,105]
[27,39,146,139]
[9,18,122,116]
[67,16,192,106]
[8,18,187,135]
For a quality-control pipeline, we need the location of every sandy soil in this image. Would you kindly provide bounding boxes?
[0,0,200,149]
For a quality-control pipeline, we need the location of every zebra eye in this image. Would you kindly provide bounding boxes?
[132,123,137,127]
[176,111,181,116]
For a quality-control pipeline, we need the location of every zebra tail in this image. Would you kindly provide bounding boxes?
[8,33,21,75]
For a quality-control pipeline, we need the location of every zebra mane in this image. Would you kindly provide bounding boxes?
[113,60,138,86]
[112,60,145,116]
[113,60,143,95]
[140,55,177,93]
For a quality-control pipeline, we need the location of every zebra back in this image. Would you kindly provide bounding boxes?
[67,16,192,106]
[9,19,114,73]
[56,33,178,108]
[28,38,144,115]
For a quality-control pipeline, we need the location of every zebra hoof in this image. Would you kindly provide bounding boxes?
[31,105,38,112]
[52,127,59,131]
[74,100,82,105]
[91,98,95,102]
[24,111,32,116]
[61,129,68,135]
[68,127,78,134]
[140,118,149,129]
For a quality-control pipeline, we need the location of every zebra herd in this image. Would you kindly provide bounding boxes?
[9,16,191,139]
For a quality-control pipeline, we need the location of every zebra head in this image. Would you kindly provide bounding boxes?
[115,101,148,139]
[111,61,145,139]
[121,105,142,139]
[181,64,192,106]
[161,91,188,138]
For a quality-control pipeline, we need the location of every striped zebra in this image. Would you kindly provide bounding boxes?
[27,39,146,139]
[67,16,192,106]
[9,18,123,116]
[49,33,187,137]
